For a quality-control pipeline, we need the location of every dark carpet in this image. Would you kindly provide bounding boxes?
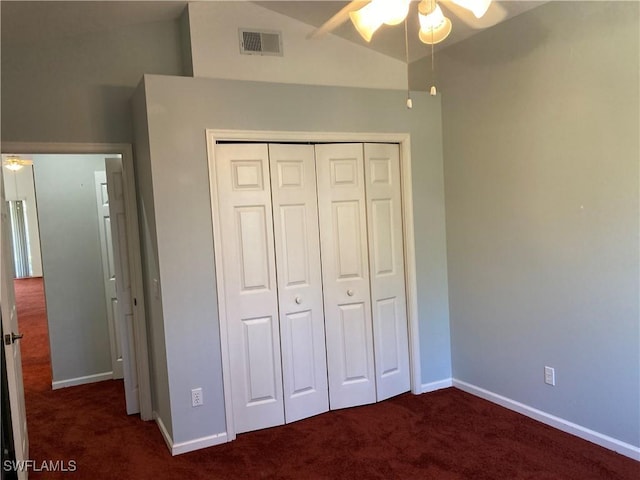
[14,278,639,479]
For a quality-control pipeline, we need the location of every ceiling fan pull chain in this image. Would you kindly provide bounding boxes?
[430,1,437,96]
[430,42,437,96]
[405,17,412,109]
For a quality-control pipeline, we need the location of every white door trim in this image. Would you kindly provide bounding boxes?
[206,130,421,441]
[1,141,153,421]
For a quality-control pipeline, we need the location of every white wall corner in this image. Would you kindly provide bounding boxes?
[452,379,640,462]
[171,432,228,456]
[421,378,453,393]
[154,412,228,456]
[154,412,174,454]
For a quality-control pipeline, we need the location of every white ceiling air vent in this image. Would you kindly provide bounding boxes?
[239,29,283,56]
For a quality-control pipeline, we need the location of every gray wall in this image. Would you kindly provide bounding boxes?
[32,154,112,384]
[131,82,172,436]
[1,19,184,144]
[134,74,450,444]
[439,2,639,447]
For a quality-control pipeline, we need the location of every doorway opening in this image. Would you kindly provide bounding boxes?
[1,142,152,470]
[3,154,127,392]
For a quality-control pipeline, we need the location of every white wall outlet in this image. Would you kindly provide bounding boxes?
[191,387,204,407]
[544,366,556,386]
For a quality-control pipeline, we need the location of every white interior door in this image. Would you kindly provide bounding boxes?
[364,143,410,401]
[215,144,284,433]
[105,158,140,415]
[95,171,124,380]
[268,144,329,423]
[1,173,29,479]
[316,143,377,410]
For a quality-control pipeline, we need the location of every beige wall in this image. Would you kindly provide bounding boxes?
[439,1,639,448]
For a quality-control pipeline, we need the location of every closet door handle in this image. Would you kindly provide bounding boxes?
[295,296,302,304]
[347,289,354,297]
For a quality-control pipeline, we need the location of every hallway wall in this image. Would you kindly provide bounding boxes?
[32,154,113,387]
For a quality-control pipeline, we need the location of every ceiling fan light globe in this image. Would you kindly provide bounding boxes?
[378,0,411,26]
[418,4,446,30]
[349,4,384,42]
[418,16,452,44]
[418,5,452,44]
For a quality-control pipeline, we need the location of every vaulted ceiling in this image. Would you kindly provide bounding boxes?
[2,1,545,61]
[257,1,546,62]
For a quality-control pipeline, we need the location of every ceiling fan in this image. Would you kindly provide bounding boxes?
[3,155,33,172]
[309,0,507,44]
[309,0,507,101]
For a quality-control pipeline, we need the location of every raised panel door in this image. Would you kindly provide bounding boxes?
[105,158,141,414]
[316,143,376,410]
[364,143,410,401]
[215,144,284,433]
[268,144,329,423]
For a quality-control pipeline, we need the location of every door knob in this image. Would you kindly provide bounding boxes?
[4,332,23,346]
[347,289,354,297]
[295,296,302,304]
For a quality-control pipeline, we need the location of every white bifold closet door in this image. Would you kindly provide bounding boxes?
[315,144,377,409]
[268,144,329,423]
[363,143,411,401]
[215,144,285,433]
[215,141,411,434]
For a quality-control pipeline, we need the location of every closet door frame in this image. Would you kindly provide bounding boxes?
[207,130,420,442]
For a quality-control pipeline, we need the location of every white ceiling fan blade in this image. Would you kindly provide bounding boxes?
[308,0,370,39]
[448,0,491,18]
[442,0,507,29]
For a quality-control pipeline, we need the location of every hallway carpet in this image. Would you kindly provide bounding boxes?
[14,277,51,393]
[14,279,639,479]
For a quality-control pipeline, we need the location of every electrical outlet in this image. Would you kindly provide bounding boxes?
[544,366,556,386]
[191,388,204,407]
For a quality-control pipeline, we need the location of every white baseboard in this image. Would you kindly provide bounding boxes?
[154,412,228,456]
[421,378,453,393]
[154,413,173,453]
[172,431,228,456]
[452,379,640,462]
[51,371,113,390]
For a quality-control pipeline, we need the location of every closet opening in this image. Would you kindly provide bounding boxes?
[207,130,420,442]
